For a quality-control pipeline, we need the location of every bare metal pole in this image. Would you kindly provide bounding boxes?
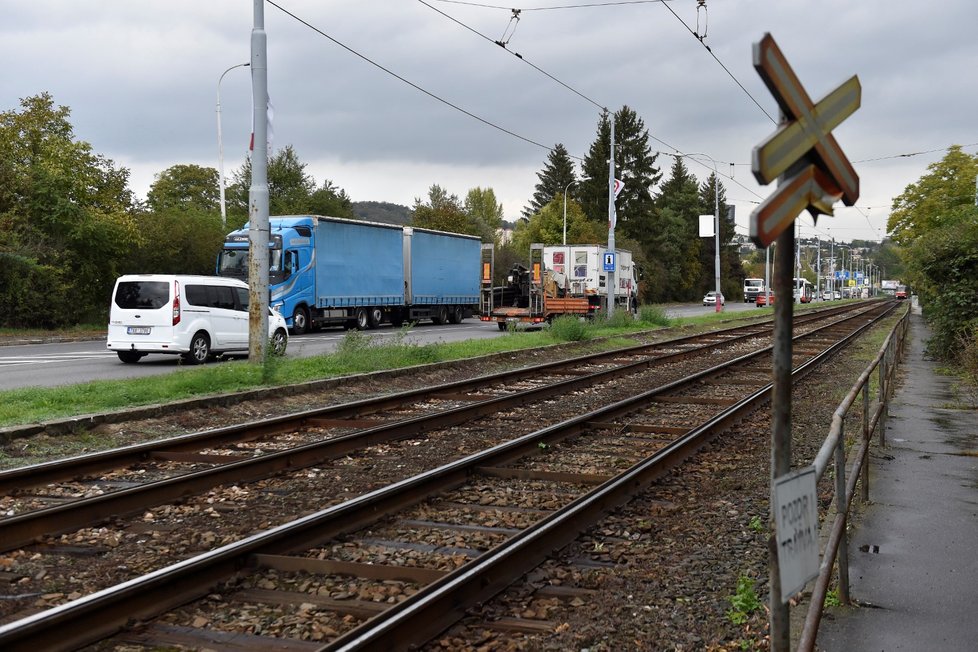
[248,0,269,362]
[769,224,795,651]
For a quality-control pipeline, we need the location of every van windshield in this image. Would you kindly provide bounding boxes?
[115,281,169,309]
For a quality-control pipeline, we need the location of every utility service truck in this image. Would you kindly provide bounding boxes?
[480,243,639,329]
[218,215,481,333]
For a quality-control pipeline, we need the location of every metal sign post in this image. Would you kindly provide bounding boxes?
[748,32,860,652]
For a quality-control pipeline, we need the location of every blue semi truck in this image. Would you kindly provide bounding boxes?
[217,215,481,334]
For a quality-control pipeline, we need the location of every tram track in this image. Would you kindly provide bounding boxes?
[0,306,859,553]
[0,302,898,650]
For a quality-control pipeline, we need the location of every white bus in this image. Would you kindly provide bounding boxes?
[743,278,764,303]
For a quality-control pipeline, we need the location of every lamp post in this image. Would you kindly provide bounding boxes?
[217,61,250,228]
[562,179,577,246]
[685,153,722,312]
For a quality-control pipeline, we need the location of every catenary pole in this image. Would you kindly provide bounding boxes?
[606,118,616,317]
[248,0,270,362]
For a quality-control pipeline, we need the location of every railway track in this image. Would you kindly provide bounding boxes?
[0,301,898,650]
[0,304,856,553]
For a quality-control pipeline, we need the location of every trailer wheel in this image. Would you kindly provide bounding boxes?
[497,322,508,331]
[367,307,384,329]
[432,306,449,325]
[291,306,309,335]
[354,307,369,330]
[448,305,463,324]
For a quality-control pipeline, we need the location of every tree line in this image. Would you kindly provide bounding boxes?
[1,93,746,328]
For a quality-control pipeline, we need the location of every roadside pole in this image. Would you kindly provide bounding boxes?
[248,0,270,362]
[606,119,616,318]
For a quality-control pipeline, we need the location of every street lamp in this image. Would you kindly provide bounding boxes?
[686,154,722,313]
[562,179,577,246]
[217,62,250,228]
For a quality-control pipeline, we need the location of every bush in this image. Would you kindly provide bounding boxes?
[638,304,671,327]
[605,308,635,329]
[548,315,592,342]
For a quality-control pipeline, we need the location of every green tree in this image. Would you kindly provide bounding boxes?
[888,145,978,246]
[887,146,978,362]
[309,179,354,218]
[698,173,742,299]
[412,185,473,235]
[0,93,136,326]
[525,143,577,218]
[465,187,505,242]
[226,145,354,225]
[146,164,219,213]
[647,156,703,301]
[510,198,604,255]
[579,106,661,235]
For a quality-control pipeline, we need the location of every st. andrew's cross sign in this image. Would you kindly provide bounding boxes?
[750,33,861,248]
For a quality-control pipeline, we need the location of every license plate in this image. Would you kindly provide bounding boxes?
[127,326,151,335]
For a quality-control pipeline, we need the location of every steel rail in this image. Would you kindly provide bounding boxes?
[0,317,780,494]
[0,302,860,495]
[0,313,813,552]
[0,304,895,651]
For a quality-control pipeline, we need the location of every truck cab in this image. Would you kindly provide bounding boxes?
[217,218,317,333]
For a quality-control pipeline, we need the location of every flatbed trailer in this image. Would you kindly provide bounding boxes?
[479,243,609,329]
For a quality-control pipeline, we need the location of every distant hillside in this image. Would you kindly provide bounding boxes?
[352,201,412,225]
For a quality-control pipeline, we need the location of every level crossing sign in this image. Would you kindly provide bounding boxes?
[750,33,861,248]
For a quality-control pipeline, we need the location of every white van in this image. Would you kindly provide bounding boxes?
[106,274,288,364]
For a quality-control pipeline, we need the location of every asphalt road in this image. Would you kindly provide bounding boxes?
[0,302,762,391]
[0,321,503,391]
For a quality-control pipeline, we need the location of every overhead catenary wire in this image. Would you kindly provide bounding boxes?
[417,0,606,112]
[266,0,560,156]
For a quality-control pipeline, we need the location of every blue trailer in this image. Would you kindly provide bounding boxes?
[217,215,481,333]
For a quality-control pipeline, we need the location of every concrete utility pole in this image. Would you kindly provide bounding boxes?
[248,0,270,362]
[606,118,616,317]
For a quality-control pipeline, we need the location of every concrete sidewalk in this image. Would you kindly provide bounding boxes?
[816,309,978,650]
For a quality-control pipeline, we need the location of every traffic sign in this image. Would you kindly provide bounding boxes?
[749,33,860,248]
[752,165,842,248]
[603,251,616,272]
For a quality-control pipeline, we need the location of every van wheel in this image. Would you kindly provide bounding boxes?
[270,328,288,356]
[432,306,449,325]
[117,351,144,364]
[367,307,384,329]
[291,306,309,335]
[448,305,463,324]
[183,332,210,365]
[354,307,369,330]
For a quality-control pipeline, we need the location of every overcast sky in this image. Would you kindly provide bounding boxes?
[3,0,976,244]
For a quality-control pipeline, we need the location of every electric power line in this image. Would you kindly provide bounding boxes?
[266,0,561,156]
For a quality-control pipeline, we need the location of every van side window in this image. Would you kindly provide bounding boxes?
[210,286,236,310]
[234,287,249,311]
[185,285,208,307]
[186,284,236,310]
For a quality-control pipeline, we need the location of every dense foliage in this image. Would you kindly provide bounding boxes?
[889,146,978,363]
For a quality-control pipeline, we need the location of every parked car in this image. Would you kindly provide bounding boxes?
[822,290,833,301]
[107,274,288,364]
[834,290,842,300]
[703,291,725,306]
[756,292,775,307]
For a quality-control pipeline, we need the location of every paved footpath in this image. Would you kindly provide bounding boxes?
[816,308,978,650]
